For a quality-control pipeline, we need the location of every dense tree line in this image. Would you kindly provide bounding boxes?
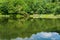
[0,0,60,15]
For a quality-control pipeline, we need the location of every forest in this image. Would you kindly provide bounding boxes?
[0,0,60,39]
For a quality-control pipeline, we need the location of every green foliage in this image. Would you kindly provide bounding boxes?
[0,0,60,15]
[54,6,60,15]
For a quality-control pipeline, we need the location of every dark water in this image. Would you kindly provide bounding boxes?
[10,32,60,40]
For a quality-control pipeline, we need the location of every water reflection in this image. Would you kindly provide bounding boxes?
[11,32,60,40]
